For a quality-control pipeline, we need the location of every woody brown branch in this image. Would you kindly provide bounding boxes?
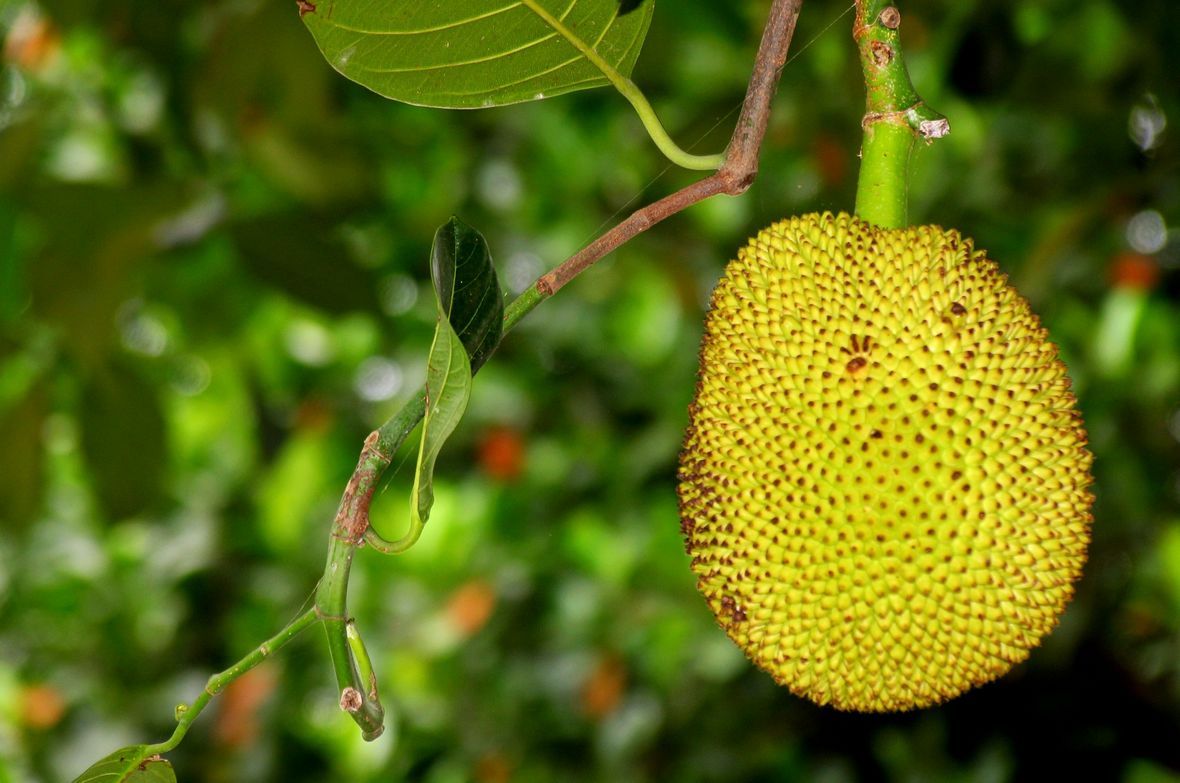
[331,431,391,542]
[536,0,804,297]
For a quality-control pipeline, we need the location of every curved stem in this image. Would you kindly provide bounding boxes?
[315,431,391,740]
[519,0,723,170]
[852,1,949,228]
[614,77,726,170]
[318,535,386,740]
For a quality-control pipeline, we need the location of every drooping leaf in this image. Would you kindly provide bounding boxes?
[431,217,503,373]
[393,218,502,548]
[301,0,656,109]
[78,361,167,522]
[70,746,176,783]
[405,292,472,546]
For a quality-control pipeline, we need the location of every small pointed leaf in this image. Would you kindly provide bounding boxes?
[70,746,176,783]
[431,217,503,373]
[301,0,655,108]
[375,218,498,551]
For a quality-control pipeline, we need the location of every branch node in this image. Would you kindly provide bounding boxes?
[870,40,893,67]
[339,687,363,713]
[918,117,951,140]
[314,605,347,622]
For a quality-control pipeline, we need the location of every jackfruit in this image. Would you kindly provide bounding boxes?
[678,211,1092,712]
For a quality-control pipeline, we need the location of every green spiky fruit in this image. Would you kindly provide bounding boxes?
[678,212,1092,712]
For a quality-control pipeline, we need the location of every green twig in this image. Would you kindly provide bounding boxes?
[519,0,724,170]
[145,606,319,755]
[315,431,392,740]
[853,1,949,228]
[346,620,380,704]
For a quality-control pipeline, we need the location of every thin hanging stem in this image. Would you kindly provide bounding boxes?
[145,607,320,755]
[519,0,725,170]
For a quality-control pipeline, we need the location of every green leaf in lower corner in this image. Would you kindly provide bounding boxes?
[301,0,655,108]
[431,217,503,373]
[71,746,176,783]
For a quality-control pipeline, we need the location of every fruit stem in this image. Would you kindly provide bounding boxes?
[852,1,949,229]
[857,122,913,229]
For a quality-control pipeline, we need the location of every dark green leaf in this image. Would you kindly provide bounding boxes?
[301,0,655,108]
[26,184,189,364]
[0,381,47,531]
[231,213,383,315]
[78,362,167,522]
[430,217,503,373]
[70,746,176,783]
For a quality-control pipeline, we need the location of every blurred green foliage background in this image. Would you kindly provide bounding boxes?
[0,0,1178,780]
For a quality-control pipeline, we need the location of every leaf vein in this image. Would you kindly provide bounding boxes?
[318,3,523,36]
[354,32,562,74]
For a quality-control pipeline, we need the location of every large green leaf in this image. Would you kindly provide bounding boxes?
[70,746,175,783]
[301,0,655,108]
[431,217,503,373]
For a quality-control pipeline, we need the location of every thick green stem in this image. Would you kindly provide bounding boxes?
[852,1,949,228]
[315,431,392,740]
[856,122,913,229]
[145,607,319,755]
